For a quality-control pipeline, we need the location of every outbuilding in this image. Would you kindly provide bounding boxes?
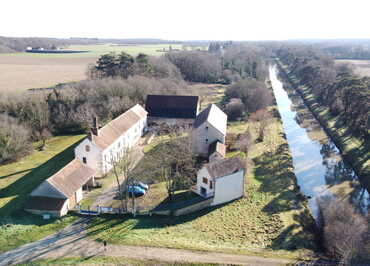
[25,159,95,217]
[193,157,245,206]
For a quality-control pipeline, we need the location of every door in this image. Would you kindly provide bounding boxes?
[201,187,207,197]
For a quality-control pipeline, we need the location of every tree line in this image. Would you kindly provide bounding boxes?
[277,45,370,141]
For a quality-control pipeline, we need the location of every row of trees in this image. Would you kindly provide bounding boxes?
[277,45,370,140]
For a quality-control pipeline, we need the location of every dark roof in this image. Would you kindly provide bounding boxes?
[205,157,244,179]
[209,141,226,157]
[25,197,67,211]
[193,104,227,134]
[146,95,199,119]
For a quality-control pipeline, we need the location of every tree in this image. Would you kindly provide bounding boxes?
[316,197,368,264]
[0,114,31,163]
[224,98,244,121]
[249,109,272,142]
[118,52,135,78]
[148,131,196,201]
[108,147,141,214]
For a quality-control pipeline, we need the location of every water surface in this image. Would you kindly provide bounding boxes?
[269,65,369,216]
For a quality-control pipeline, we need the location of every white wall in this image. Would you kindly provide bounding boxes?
[75,138,102,175]
[192,121,225,157]
[75,116,147,177]
[102,117,147,175]
[75,187,83,203]
[211,170,245,206]
[195,167,214,197]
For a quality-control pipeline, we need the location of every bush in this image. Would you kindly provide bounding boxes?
[316,197,369,264]
[0,114,32,163]
[225,98,244,121]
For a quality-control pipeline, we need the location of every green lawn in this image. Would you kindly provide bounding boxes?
[0,134,85,253]
[85,106,316,259]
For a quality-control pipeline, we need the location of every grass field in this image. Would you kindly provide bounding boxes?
[335,59,370,77]
[0,44,183,93]
[0,134,85,253]
[84,86,316,259]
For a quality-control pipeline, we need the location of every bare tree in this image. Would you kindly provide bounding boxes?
[316,197,368,264]
[249,108,272,142]
[109,147,139,214]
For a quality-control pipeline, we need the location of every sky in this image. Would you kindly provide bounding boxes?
[1,0,370,41]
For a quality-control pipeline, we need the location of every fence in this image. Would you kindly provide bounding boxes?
[75,205,125,216]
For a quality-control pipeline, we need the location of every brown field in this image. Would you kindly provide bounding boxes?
[0,55,96,93]
[335,59,370,77]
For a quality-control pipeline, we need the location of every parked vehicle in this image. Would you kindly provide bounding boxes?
[128,185,146,197]
[135,181,149,190]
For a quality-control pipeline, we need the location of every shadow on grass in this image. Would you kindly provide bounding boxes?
[253,143,318,252]
[0,138,84,217]
[86,203,227,242]
[0,168,35,179]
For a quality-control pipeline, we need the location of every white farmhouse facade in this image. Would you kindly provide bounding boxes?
[191,104,227,158]
[193,157,245,206]
[75,104,147,177]
[26,104,147,217]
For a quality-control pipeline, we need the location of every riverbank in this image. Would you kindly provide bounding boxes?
[275,59,370,193]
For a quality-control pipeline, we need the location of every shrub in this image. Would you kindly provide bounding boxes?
[0,114,32,163]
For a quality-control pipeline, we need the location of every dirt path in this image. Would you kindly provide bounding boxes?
[0,217,291,266]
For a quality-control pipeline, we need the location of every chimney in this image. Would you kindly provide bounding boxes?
[91,116,99,136]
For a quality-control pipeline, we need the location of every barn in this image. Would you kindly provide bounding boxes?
[25,159,95,217]
[145,95,199,119]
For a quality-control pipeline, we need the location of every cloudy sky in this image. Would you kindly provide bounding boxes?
[1,0,369,40]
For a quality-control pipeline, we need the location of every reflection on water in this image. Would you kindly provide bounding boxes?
[269,66,369,217]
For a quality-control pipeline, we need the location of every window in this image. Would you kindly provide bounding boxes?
[205,126,208,130]
[205,138,208,144]
[210,181,213,189]
[85,145,90,152]
[82,157,87,164]
[118,141,121,148]
[202,177,208,184]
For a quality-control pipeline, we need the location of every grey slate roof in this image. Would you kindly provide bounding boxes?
[146,95,199,119]
[193,104,227,135]
[205,157,244,179]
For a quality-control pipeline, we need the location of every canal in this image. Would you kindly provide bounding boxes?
[269,65,369,217]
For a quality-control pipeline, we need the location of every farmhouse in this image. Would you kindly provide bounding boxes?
[191,104,227,157]
[193,157,245,206]
[145,95,199,126]
[74,104,147,177]
[26,104,147,217]
[25,159,95,217]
